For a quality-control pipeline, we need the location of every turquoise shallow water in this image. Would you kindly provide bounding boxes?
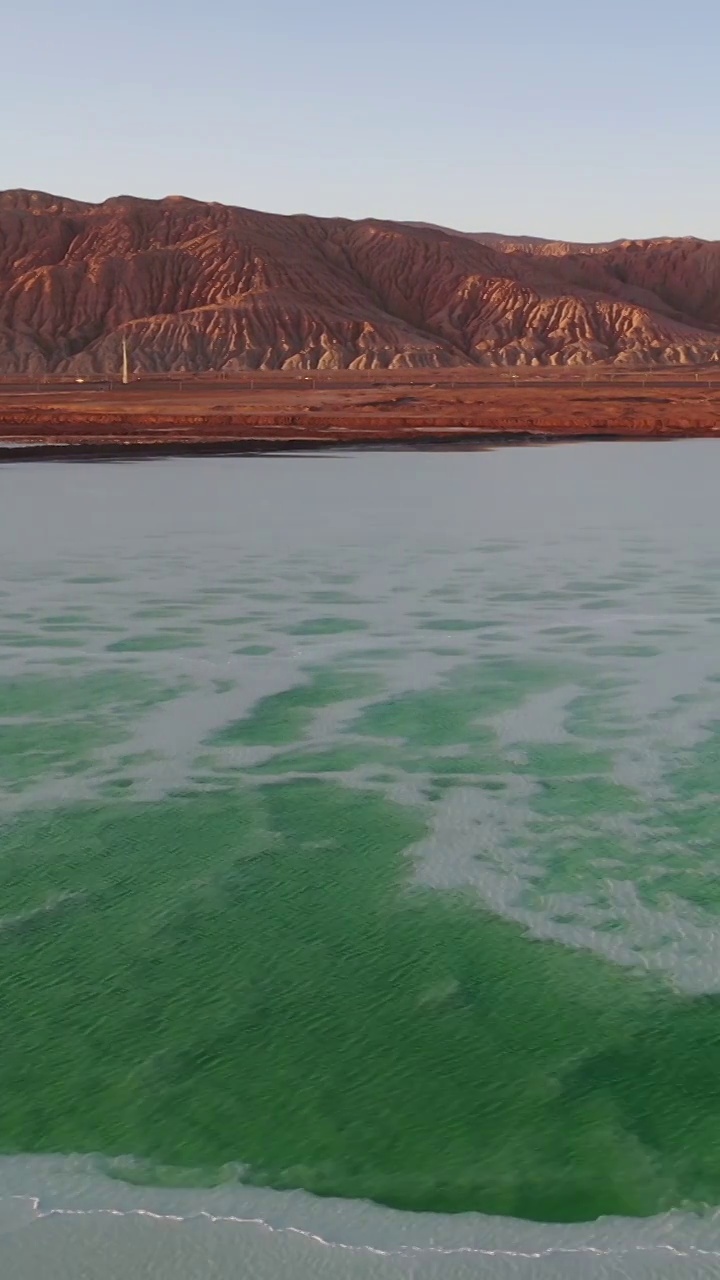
[2,446,720,1276]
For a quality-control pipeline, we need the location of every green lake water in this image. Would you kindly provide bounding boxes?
[2,445,720,1275]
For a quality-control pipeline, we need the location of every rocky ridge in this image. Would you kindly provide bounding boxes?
[1,190,718,372]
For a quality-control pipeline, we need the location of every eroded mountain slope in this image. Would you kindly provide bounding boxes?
[1,190,718,371]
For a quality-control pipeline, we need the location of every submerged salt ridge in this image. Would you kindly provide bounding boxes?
[2,456,720,990]
[2,1157,720,1280]
[2,447,720,1274]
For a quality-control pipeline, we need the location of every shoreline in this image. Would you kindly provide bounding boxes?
[0,428,699,462]
[1,370,718,458]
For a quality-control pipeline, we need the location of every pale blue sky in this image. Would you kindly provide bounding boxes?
[4,0,718,240]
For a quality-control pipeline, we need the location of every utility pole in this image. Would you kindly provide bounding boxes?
[122,337,130,386]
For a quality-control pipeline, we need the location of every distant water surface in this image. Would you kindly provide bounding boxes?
[2,444,720,1278]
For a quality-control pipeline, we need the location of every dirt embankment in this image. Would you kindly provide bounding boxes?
[0,370,718,455]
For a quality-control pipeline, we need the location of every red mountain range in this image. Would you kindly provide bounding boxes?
[1,189,718,373]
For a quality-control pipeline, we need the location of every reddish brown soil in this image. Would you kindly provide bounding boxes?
[1,369,718,455]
